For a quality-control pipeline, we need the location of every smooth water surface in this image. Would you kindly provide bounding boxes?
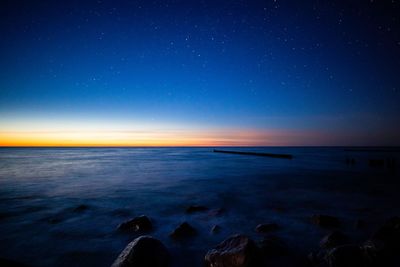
[0,147,399,266]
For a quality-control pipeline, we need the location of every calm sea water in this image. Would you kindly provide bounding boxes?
[0,147,399,266]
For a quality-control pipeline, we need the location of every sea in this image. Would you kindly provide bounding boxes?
[0,147,399,266]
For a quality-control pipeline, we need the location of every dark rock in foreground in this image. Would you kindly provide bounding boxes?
[362,216,400,265]
[310,243,378,267]
[325,244,367,267]
[186,205,209,213]
[320,231,348,249]
[112,236,169,267]
[312,215,340,228]
[118,215,153,232]
[204,234,260,267]
[370,216,400,251]
[255,223,279,233]
[170,222,197,239]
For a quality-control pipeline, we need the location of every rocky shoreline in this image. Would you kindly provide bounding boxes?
[1,204,399,267]
[110,206,400,267]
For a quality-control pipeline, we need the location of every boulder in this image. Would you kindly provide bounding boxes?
[186,205,209,213]
[204,234,260,267]
[320,231,348,249]
[255,223,279,233]
[118,215,153,232]
[362,216,400,265]
[370,217,400,251]
[308,250,326,266]
[325,244,366,267]
[170,222,197,239]
[312,215,340,228]
[111,236,169,267]
[362,240,381,266]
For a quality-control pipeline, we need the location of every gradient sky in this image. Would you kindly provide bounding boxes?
[1,0,400,146]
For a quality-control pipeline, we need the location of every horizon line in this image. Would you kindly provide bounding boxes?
[1,145,399,148]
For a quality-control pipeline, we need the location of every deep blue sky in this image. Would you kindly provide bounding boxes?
[0,0,399,145]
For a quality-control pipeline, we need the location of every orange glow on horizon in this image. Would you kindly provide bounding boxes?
[0,129,283,147]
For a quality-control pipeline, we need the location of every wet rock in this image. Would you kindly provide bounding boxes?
[111,236,169,267]
[362,240,381,266]
[73,204,89,212]
[312,215,340,228]
[211,225,221,234]
[370,216,400,250]
[325,244,366,267]
[255,223,279,233]
[308,250,326,266]
[118,215,153,232]
[170,222,197,239]
[205,234,260,267]
[186,205,209,213]
[259,235,287,256]
[362,216,400,264]
[320,231,348,249]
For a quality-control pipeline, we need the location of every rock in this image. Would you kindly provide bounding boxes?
[370,217,400,250]
[362,216,400,265]
[325,244,366,267]
[205,234,260,267]
[118,215,153,232]
[111,236,169,267]
[259,235,287,256]
[308,250,326,266]
[186,205,209,213]
[362,240,381,266]
[73,204,89,212]
[312,215,340,228]
[211,225,221,234]
[170,222,197,239]
[255,223,279,233]
[320,231,348,249]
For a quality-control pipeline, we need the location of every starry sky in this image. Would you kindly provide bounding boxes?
[0,0,399,146]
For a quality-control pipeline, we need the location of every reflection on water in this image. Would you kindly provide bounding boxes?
[0,147,399,266]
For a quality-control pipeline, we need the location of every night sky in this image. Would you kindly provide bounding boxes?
[0,0,399,146]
